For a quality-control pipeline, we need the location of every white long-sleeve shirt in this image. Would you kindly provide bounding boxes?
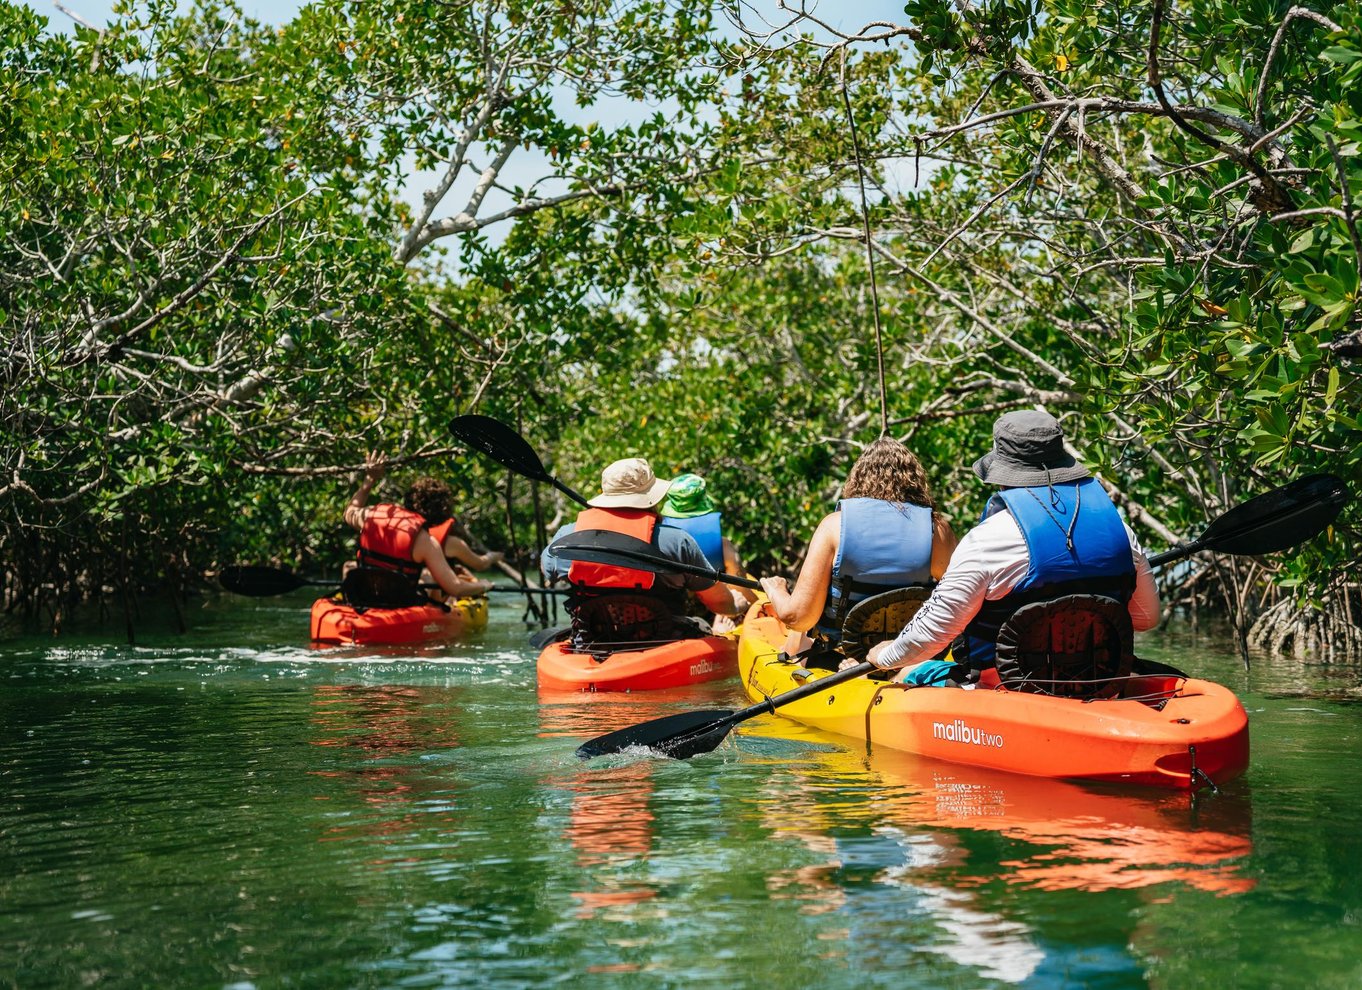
[872,509,1161,670]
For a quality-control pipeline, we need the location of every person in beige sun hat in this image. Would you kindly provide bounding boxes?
[585,457,672,508]
[541,456,742,639]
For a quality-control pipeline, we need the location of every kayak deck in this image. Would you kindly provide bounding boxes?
[538,631,739,692]
[738,601,1248,790]
[309,595,489,646]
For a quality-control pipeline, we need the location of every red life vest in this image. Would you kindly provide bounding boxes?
[427,517,455,550]
[358,504,426,579]
[566,507,658,591]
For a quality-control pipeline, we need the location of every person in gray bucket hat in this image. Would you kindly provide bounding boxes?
[857,410,1161,684]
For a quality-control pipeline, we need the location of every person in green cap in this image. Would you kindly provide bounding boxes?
[659,473,756,631]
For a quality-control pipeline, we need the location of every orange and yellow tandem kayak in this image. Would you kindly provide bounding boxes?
[538,630,739,692]
[738,601,1249,790]
[310,595,489,646]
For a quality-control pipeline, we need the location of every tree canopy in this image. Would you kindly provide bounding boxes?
[1,0,1357,657]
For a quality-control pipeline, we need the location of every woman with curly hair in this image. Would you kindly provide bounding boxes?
[343,450,500,601]
[759,437,956,658]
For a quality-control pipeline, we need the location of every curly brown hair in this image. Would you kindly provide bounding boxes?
[840,437,937,509]
[404,477,453,524]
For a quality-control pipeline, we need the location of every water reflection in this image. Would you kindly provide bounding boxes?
[746,720,1254,983]
[308,683,463,840]
[539,695,671,917]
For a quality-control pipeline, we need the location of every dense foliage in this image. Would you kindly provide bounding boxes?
[1,0,1357,657]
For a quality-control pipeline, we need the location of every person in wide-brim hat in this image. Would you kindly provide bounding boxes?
[586,457,672,509]
[972,409,1091,487]
[859,408,1162,682]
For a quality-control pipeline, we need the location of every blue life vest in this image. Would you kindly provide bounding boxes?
[958,478,1135,669]
[661,511,725,570]
[818,497,933,637]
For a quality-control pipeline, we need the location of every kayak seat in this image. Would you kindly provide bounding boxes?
[342,567,440,611]
[838,587,932,659]
[568,593,700,657]
[994,594,1134,699]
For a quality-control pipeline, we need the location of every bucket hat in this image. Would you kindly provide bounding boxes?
[658,473,717,518]
[972,410,1091,487]
[587,457,672,509]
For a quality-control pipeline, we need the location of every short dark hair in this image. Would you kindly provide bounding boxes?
[405,477,453,524]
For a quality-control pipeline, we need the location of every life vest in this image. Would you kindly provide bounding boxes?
[957,478,1135,670]
[358,503,427,579]
[566,507,660,591]
[427,518,454,553]
[660,511,724,570]
[817,497,934,637]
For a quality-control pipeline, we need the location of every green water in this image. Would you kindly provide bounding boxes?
[3,594,1362,989]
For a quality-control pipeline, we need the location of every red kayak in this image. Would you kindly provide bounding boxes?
[310,595,489,646]
[537,631,739,692]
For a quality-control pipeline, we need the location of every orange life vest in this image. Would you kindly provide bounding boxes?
[358,504,426,579]
[566,507,658,591]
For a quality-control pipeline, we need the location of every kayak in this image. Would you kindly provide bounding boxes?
[538,629,740,692]
[737,600,1249,790]
[309,595,489,646]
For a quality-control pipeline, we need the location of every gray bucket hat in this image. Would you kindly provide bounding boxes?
[972,410,1091,487]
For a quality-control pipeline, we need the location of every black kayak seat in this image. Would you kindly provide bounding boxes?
[994,594,1134,698]
[341,566,435,610]
[838,586,933,658]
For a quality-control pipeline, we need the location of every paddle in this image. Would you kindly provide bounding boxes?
[575,472,1351,760]
[546,529,764,590]
[219,565,568,598]
[449,414,590,507]
[1145,473,1348,567]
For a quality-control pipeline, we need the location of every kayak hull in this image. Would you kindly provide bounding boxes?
[738,601,1249,790]
[309,596,489,646]
[538,633,739,692]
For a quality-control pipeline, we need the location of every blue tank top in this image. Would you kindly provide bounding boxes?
[958,478,1135,668]
[661,511,724,570]
[819,498,933,636]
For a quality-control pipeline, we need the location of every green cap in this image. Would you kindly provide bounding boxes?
[658,473,716,518]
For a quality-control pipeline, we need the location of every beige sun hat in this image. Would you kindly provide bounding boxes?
[587,457,672,509]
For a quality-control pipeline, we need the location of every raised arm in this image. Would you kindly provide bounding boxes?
[343,449,386,532]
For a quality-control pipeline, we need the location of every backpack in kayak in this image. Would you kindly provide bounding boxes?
[994,594,1134,698]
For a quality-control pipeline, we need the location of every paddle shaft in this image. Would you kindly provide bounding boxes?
[713,661,876,730]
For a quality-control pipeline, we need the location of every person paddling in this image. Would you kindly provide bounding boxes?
[659,472,756,632]
[344,450,496,602]
[541,458,742,640]
[861,411,1161,682]
[759,437,957,665]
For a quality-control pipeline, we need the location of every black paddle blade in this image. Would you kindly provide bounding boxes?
[575,709,737,759]
[1199,473,1349,556]
[529,625,572,649]
[449,414,553,483]
[219,565,311,597]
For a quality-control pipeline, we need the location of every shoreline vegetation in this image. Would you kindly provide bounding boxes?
[2,0,1357,660]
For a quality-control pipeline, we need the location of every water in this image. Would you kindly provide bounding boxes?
[4,593,1362,988]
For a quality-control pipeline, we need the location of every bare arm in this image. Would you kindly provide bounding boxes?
[722,538,758,606]
[696,581,742,615]
[442,534,504,572]
[343,450,385,532]
[413,531,493,598]
[930,514,958,580]
[759,513,839,631]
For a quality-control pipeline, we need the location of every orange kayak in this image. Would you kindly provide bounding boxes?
[538,631,739,692]
[310,595,489,646]
[738,600,1249,790]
